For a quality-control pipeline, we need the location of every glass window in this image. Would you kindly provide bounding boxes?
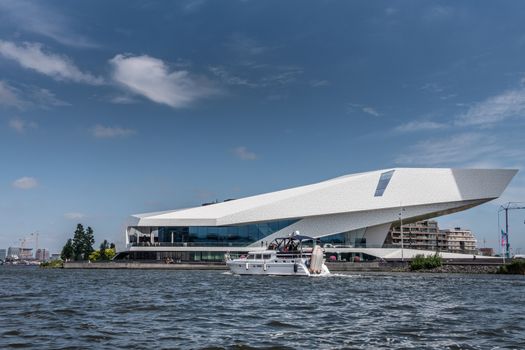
[374,170,394,197]
[153,219,298,246]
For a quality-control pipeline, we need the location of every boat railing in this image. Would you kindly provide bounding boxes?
[275,252,309,259]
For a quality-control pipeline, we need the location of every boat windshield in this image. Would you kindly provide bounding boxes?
[268,235,317,253]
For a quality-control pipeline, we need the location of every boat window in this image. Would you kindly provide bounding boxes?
[255,254,262,259]
[263,254,271,259]
[247,254,255,259]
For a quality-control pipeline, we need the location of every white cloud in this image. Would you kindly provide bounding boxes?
[12,176,38,189]
[233,146,257,160]
[362,106,380,117]
[8,118,37,133]
[394,120,448,133]
[347,103,381,117]
[209,66,257,87]
[0,81,25,109]
[456,88,525,126]
[395,132,523,166]
[109,54,217,108]
[0,81,69,109]
[385,7,398,16]
[91,124,136,138]
[31,88,70,107]
[0,41,104,85]
[182,0,207,13]
[420,82,444,93]
[209,65,302,89]
[423,6,454,21]
[309,79,330,88]
[0,81,30,109]
[64,212,86,220]
[261,68,303,86]
[110,95,137,104]
[227,33,269,56]
[0,1,97,48]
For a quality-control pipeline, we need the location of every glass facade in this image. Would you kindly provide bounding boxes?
[374,170,394,197]
[115,250,246,262]
[319,228,367,247]
[153,219,298,246]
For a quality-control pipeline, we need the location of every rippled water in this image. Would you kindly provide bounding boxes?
[0,267,524,349]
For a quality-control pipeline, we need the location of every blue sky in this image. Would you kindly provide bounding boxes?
[1,0,525,254]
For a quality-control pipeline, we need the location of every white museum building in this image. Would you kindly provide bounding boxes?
[114,168,517,262]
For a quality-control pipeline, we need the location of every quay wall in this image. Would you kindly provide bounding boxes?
[64,262,227,270]
[63,261,504,273]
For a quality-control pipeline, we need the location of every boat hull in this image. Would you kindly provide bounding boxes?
[226,260,329,276]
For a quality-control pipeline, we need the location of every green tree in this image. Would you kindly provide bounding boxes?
[61,239,74,261]
[72,223,85,260]
[99,239,109,260]
[83,226,95,259]
[89,240,116,262]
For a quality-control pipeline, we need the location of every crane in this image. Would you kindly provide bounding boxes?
[18,232,39,260]
[498,202,525,259]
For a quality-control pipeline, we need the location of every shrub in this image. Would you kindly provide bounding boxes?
[498,260,525,275]
[410,253,442,271]
[89,248,116,262]
[40,260,64,268]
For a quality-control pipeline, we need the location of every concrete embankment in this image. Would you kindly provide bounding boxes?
[327,262,502,273]
[64,262,227,270]
[63,261,504,273]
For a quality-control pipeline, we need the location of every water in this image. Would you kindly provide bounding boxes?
[0,267,524,349]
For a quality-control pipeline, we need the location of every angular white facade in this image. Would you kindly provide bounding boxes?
[118,168,517,260]
[124,168,516,256]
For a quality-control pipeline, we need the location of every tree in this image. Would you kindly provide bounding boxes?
[99,239,109,260]
[72,224,85,260]
[61,239,74,261]
[83,226,95,259]
[89,240,116,262]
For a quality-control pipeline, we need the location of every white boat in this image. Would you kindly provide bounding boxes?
[225,233,330,276]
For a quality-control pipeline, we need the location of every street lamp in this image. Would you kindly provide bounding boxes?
[399,205,406,262]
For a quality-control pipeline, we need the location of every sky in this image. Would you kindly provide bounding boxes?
[1,0,525,255]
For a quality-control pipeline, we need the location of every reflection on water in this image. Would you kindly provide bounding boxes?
[0,267,524,349]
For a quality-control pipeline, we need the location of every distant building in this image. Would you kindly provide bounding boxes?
[387,221,478,254]
[444,227,477,254]
[479,247,494,256]
[50,253,61,261]
[387,220,448,251]
[35,249,50,261]
[7,247,33,259]
[7,247,20,258]
[0,249,6,261]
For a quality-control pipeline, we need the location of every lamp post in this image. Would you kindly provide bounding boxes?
[399,205,405,262]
